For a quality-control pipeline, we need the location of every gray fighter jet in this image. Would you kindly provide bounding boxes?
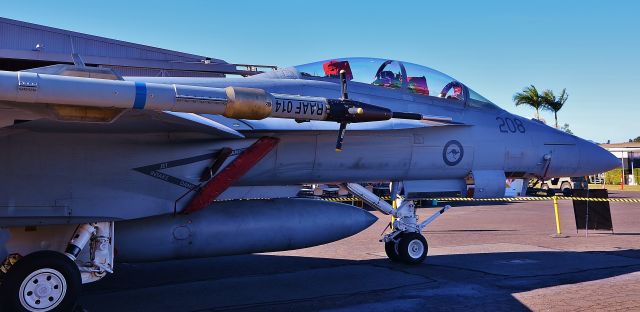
[0,57,618,311]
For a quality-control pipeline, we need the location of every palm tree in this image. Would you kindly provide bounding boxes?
[513,85,544,120]
[541,88,568,129]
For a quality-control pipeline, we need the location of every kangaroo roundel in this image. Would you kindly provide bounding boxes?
[443,140,464,166]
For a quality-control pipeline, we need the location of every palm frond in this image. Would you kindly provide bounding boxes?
[513,85,543,110]
[541,88,568,113]
[558,88,568,105]
[541,89,558,112]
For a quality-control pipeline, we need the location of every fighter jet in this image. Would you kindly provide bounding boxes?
[0,56,618,311]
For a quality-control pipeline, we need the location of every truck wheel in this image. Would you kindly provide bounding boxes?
[561,182,572,196]
[0,250,81,312]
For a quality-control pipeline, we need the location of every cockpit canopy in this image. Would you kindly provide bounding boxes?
[294,57,496,108]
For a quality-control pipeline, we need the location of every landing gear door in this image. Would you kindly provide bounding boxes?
[471,170,506,198]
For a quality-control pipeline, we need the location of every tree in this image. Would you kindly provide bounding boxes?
[541,88,568,129]
[513,85,544,119]
[561,123,573,135]
[633,136,640,143]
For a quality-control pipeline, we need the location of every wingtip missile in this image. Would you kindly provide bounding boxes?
[0,70,452,150]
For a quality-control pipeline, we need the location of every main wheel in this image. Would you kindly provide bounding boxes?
[384,240,401,262]
[0,250,81,312]
[397,232,428,265]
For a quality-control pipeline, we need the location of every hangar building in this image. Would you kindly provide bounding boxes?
[601,142,640,185]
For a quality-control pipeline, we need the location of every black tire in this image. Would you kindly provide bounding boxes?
[384,240,401,262]
[397,232,428,265]
[561,182,572,196]
[0,250,81,312]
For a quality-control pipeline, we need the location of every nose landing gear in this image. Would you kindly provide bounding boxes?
[343,182,449,265]
[384,232,429,264]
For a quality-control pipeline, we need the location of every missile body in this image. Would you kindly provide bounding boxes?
[114,198,377,262]
[0,70,397,123]
[0,70,241,116]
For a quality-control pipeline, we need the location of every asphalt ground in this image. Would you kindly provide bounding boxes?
[79,191,640,311]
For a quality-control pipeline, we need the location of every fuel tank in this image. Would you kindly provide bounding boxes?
[115,198,377,262]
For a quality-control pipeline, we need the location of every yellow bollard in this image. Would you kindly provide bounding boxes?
[390,197,397,230]
[553,195,561,236]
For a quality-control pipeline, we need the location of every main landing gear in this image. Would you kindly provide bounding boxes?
[0,222,114,312]
[0,251,81,312]
[343,183,450,265]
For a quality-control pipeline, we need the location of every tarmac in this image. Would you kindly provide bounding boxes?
[79,191,640,311]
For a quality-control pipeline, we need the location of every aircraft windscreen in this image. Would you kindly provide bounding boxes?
[296,58,384,85]
[468,88,494,105]
[295,57,500,109]
[298,58,459,100]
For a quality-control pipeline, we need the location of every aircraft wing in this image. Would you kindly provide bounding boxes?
[1,110,245,138]
[204,114,467,132]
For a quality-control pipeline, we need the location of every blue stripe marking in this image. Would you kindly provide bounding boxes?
[133,82,147,109]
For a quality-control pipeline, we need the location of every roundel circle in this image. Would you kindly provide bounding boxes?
[443,140,464,166]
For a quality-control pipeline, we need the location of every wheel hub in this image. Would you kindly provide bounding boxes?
[35,284,52,297]
[19,268,67,312]
[407,239,424,258]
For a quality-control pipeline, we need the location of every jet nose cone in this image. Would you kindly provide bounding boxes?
[578,140,619,175]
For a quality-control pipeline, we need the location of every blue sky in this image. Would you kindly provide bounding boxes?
[2,1,638,143]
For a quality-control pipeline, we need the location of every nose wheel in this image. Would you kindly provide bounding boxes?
[341,182,447,266]
[384,240,401,262]
[384,232,428,265]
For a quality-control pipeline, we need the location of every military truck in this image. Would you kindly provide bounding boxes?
[533,177,588,196]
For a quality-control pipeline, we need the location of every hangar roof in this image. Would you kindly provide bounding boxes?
[601,142,640,148]
[601,142,640,152]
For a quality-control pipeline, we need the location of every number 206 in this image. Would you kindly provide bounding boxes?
[496,117,525,133]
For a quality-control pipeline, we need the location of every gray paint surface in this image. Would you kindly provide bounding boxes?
[0,56,620,267]
[0,65,618,225]
[115,198,377,262]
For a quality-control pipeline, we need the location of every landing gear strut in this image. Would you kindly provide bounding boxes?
[0,222,114,311]
[343,183,450,265]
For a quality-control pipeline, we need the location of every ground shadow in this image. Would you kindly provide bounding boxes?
[79,249,640,311]
[426,229,519,233]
